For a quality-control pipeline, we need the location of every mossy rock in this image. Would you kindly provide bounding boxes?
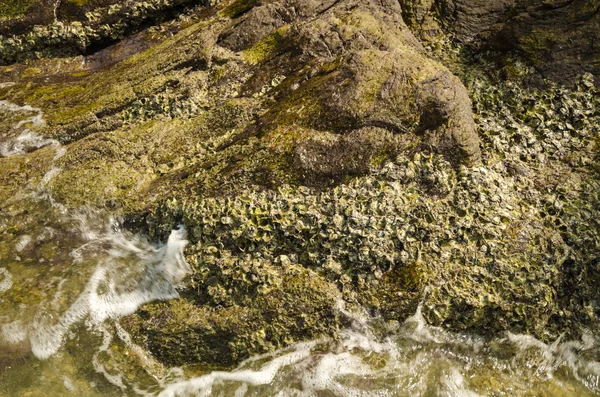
[122,265,344,366]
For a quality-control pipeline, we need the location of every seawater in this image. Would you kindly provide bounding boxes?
[0,200,192,396]
[157,306,600,397]
[0,100,58,157]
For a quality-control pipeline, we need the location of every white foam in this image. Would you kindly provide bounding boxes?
[440,367,484,397]
[0,267,13,293]
[300,351,377,397]
[15,235,32,252]
[0,100,59,158]
[154,301,600,397]
[0,100,41,115]
[114,321,169,380]
[92,324,127,391]
[62,375,75,392]
[0,130,59,157]
[158,345,316,397]
[39,167,62,188]
[507,330,600,388]
[1,321,27,344]
[53,147,67,160]
[15,113,45,129]
[26,224,190,360]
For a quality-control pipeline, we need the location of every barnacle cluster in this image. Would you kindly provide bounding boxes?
[121,91,202,123]
[0,0,597,369]
[0,0,217,64]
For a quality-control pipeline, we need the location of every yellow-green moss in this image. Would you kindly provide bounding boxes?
[21,67,42,78]
[67,0,90,6]
[242,25,290,65]
[0,0,38,19]
[220,0,257,19]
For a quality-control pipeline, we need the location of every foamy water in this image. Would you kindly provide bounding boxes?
[152,306,600,397]
[0,268,12,293]
[0,100,59,157]
[0,215,190,360]
[0,99,187,362]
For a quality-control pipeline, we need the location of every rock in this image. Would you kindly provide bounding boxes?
[0,0,480,366]
[402,0,600,86]
[233,0,481,165]
[401,0,513,42]
[294,127,396,182]
[0,0,598,371]
[0,0,217,64]
[122,265,344,366]
[492,0,600,85]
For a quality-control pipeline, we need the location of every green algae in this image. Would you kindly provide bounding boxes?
[242,25,290,65]
[220,0,257,18]
[0,0,37,19]
[67,0,90,5]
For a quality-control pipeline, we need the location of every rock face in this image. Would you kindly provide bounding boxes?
[0,0,599,370]
[217,0,482,166]
[401,0,513,41]
[402,0,600,85]
[494,0,600,85]
[0,0,481,367]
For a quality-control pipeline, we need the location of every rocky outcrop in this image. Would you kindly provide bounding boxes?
[0,0,481,367]
[0,0,598,370]
[221,0,481,166]
[494,0,600,85]
[402,0,600,86]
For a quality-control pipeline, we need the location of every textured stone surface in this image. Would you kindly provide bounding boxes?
[401,0,513,41]
[0,0,217,63]
[0,0,598,370]
[402,0,600,85]
[493,0,600,85]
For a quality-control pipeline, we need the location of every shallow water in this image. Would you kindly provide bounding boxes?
[2,222,600,397]
[0,100,58,157]
[0,102,599,397]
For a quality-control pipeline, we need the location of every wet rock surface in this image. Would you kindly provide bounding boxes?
[0,0,598,369]
[493,0,600,85]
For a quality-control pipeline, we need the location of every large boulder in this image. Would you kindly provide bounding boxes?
[219,0,482,168]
